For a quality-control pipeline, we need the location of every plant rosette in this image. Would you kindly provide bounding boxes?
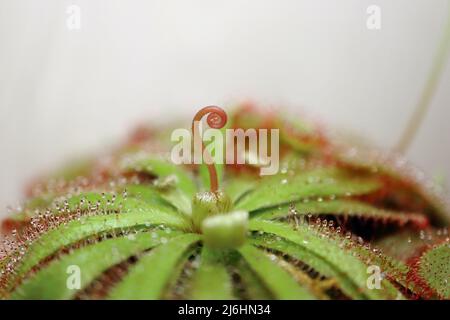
[0,104,449,300]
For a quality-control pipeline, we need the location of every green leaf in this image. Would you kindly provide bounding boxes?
[123,157,196,196]
[124,184,179,211]
[3,188,176,223]
[59,192,139,213]
[107,234,200,299]
[418,243,450,299]
[374,230,430,262]
[236,168,380,212]
[238,244,315,299]
[122,157,197,214]
[336,150,450,226]
[10,230,179,299]
[4,195,62,223]
[343,236,414,295]
[25,195,55,211]
[7,208,188,289]
[189,248,234,299]
[250,235,365,299]
[233,258,273,299]
[278,120,319,153]
[248,219,404,299]
[253,199,427,227]
[51,158,93,181]
[225,176,257,205]
[160,189,194,216]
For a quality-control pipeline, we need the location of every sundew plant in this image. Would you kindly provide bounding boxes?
[0,104,448,300]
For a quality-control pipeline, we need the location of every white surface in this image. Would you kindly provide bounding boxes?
[0,0,450,215]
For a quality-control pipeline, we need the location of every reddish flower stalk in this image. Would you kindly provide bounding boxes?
[191,106,227,192]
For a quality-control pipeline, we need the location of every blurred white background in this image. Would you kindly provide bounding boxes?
[0,0,449,216]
